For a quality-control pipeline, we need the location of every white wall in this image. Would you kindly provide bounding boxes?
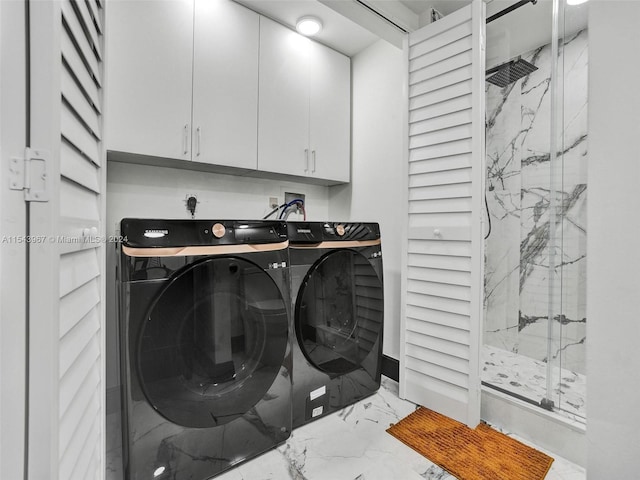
[329,39,405,360]
[586,2,640,477]
[105,161,330,391]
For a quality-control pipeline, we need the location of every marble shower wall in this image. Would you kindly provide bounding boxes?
[484,30,588,376]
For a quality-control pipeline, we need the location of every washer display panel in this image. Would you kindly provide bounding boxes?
[138,257,288,428]
[296,249,383,375]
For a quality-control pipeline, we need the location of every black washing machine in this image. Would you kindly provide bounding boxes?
[117,219,292,480]
[288,222,384,428]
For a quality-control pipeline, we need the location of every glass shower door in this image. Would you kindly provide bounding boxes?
[482,0,587,420]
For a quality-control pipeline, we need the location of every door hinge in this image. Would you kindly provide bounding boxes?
[9,148,51,202]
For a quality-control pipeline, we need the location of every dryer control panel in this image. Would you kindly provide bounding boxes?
[121,219,288,248]
[287,222,380,244]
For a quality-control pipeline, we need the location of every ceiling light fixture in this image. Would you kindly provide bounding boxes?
[296,16,322,36]
[567,0,588,5]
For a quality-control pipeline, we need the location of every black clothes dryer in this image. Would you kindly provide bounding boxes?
[117,219,292,480]
[288,222,384,429]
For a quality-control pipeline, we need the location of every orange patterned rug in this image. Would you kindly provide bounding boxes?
[387,407,554,480]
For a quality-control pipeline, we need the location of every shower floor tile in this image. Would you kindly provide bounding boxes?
[482,344,587,419]
[106,377,586,479]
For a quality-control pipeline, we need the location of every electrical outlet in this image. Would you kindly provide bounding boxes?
[269,197,279,209]
[284,192,305,213]
[185,194,198,218]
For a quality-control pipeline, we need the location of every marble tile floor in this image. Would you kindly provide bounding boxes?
[106,378,586,480]
[482,345,587,421]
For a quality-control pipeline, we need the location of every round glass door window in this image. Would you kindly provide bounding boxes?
[295,249,383,375]
[138,256,288,428]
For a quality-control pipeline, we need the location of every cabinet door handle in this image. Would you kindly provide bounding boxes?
[304,149,309,173]
[312,150,316,173]
[183,124,189,155]
[196,127,201,157]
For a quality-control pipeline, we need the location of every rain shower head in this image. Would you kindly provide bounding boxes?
[485,58,538,88]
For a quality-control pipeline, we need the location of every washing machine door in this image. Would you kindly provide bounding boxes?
[296,249,383,375]
[137,256,288,428]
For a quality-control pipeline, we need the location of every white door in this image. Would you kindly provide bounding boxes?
[106,0,193,160]
[0,2,28,479]
[28,1,106,478]
[192,0,259,169]
[257,16,310,177]
[400,0,485,428]
[309,41,351,183]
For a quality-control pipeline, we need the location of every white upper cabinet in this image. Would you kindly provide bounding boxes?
[106,0,351,184]
[106,0,194,160]
[309,41,351,183]
[192,0,259,169]
[258,16,351,183]
[258,16,311,178]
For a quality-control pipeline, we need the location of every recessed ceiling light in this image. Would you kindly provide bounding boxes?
[296,16,322,36]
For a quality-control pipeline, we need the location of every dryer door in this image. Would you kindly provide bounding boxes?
[296,249,383,375]
[137,256,288,428]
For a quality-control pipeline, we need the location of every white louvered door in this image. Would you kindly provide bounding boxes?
[400,0,485,428]
[28,0,105,478]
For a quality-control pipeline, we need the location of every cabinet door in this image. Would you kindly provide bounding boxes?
[309,42,351,183]
[106,0,194,160]
[258,16,310,177]
[192,0,259,169]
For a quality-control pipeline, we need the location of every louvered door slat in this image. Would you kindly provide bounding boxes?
[61,142,100,193]
[61,105,100,163]
[59,410,99,480]
[61,1,101,86]
[410,35,473,71]
[61,33,101,114]
[59,249,100,297]
[409,138,472,162]
[71,0,102,61]
[401,0,485,427]
[76,440,101,480]
[58,381,99,456]
[406,306,470,331]
[59,278,100,337]
[409,153,472,174]
[410,65,474,100]
[406,330,469,359]
[409,51,473,84]
[410,22,472,60]
[59,345,100,418]
[408,239,471,256]
[410,95,472,122]
[60,178,100,220]
[405,355,469,387]
[409,107,472,136]
[61,66,100,138]
[59,386,99,465]
[406,343,470,374]
[407,280,471,301]
[85,0,103,34]
[59,306,100,376]
[408,266,471,287]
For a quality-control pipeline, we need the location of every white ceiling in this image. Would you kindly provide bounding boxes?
[235,0,588,61]
[235,0,380,56]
